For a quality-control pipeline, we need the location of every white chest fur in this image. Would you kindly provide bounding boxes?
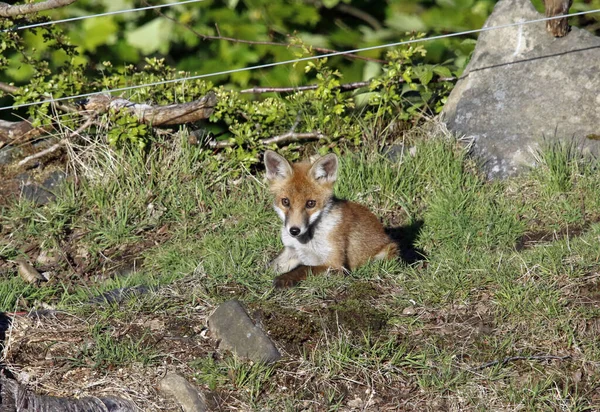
[280,207,341,266]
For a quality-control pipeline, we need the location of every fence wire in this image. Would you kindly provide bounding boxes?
[1,7,599,112]
[2,0,208,32]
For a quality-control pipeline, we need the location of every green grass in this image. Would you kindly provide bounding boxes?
[1,133,600,410]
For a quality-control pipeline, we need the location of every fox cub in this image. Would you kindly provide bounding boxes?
[264,150,397,288]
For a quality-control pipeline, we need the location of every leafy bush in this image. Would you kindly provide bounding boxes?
[1,9,458,167]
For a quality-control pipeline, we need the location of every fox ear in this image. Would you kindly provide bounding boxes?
[264,150,293,181]
[310,153,338,183]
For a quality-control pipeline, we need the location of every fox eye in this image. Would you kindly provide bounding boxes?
[306,200,316,208]
[281,198,290,207]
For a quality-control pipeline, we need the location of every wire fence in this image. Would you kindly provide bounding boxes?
[1,6,599,113]
[2,0,208,32]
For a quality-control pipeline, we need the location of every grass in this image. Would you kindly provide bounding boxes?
[1,130,600,410]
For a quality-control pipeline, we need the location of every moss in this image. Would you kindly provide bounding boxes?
[253,304,318,352]
[327,298,388,334]
[326,283,389,334]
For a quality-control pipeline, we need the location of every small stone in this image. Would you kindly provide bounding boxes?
[158,372,207,412]
[572,369,583,384]
[144,318,164,331]
[347,397,363,408]
[36,249,60,266]
[13,258,46,284]
[208,300,281,363]
[402,306,417,315]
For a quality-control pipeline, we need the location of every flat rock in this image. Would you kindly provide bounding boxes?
[158,372,208,412]
[442,0,600,178]
[208,300,281,363]
[21,170,67,205]
[0,145,19,165]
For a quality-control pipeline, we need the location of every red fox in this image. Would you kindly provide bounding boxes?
[264,150,398,288]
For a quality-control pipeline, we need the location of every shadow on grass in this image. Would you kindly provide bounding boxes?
[386,220,426,264]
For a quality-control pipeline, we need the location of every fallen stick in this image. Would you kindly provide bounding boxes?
[240,77,456,94]
[208,131,325,149]
[0,373,137,412]
[81,91,217,125]
[240,81,370,94]
[17,116,95,167]
[473,354,571,371]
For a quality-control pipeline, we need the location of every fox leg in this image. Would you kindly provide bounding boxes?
[269,247,301,274]
[374,242,398,261]
[273,265,334,288]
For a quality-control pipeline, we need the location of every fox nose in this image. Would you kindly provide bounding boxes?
[289,226,301,237]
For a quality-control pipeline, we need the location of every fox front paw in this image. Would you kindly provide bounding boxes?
[268,258,286,274]
[273,271,305,288]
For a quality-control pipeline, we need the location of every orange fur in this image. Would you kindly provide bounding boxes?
[264,150,397,288]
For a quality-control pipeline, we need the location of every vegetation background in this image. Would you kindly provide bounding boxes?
[3,0,599,163]
[2,0,600,89]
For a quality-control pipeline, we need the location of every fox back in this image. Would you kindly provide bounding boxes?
[264,150,397,286]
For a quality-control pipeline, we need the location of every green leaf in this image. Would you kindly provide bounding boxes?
[432,66,453,78]
[80,17,118,52]
[322,0,340,8]
[125,18,174,55]
[414,66,433,85]
[363,61,382,82]
[385,13,427,32]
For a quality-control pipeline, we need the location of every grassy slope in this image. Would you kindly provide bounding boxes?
[1,133,599,410]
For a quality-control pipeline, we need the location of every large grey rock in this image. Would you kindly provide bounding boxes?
[158,372,208,412]
[208,300,281,363]
[443,0,600,178]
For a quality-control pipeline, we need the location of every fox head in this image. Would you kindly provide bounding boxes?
[264,150,338,238]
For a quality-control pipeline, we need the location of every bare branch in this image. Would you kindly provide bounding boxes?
[544,0,573,37]
[17,116,95,167]
[473,355,571,371]
[207,139,234,149]
[1,92,216,148]
[0,0,79,17]
[81,91,217,125]
[336,3,382,31]
[240,77,456,94]
[0,81,19,94]
[0,81,78,114]
[262,132,325,145]
[143,0,386,65]
[241,81,370,94]
[208,131,325,149]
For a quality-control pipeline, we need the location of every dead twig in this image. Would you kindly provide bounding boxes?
[0,81,77,114]
[336,3,382,31]
[0,0,78,17]
[240,77,456,94]
[209,131,325,149]
[0,81,19,94]
[473,355,571,371]
[262,131,325,145]
[17,116,95,167]
[241,81,370,94]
